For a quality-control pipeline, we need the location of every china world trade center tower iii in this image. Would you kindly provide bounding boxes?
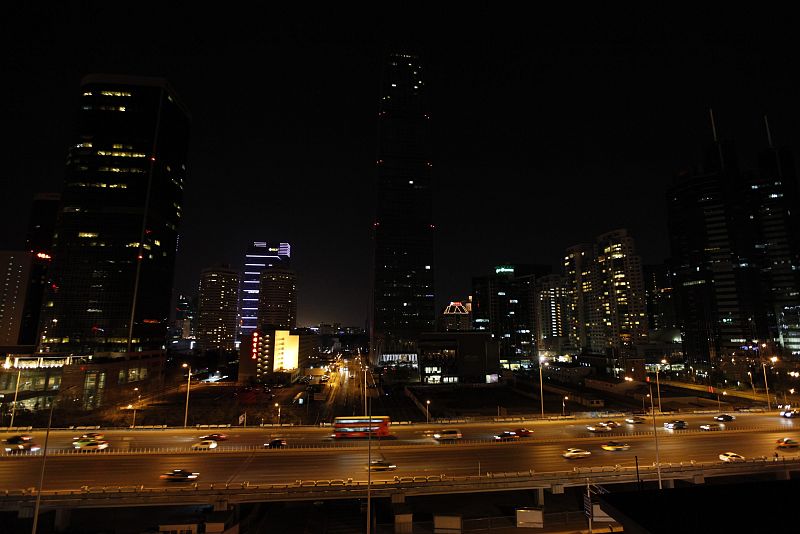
[371,52,435,363]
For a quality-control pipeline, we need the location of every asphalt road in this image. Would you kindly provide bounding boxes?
[0,412,789,451]
[0,415,796,492]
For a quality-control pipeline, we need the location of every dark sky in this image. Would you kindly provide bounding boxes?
[4,6,799,327]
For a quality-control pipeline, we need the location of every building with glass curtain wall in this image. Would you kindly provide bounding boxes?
[39,75,189,355]
[240,242,290,337]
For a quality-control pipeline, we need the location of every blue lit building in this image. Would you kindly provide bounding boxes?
[239,242,290,337]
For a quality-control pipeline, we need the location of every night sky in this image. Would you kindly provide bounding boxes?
[4,6,799,327]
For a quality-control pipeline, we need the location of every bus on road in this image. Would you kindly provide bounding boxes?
[332,416,391,438]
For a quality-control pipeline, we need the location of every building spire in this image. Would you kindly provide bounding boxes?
[764,114,774,149]
[709,108,725,173]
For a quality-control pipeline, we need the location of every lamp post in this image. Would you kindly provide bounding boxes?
[275,402,281,425]
[643,393,649,413]
[129,387,140,427]
[562,396,568,416]
[763,356,777,410]
[182,363,191,428]
[7,366,21,430]
[426,400,430,424]
[538,358,547,419]
[748,371,757,401]
[656,359,666,414]
[649,383,662,489]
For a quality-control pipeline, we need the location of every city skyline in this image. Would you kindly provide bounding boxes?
[4,7,800,326]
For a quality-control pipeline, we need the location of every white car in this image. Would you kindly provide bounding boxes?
[719,451,745,462]
[700,423,722,431]
[191,440,218,451]
[586,424,612,433]
[75,440,109,451]
[433,429,462,440]
[625,416,645,424]
[562,448,592,459]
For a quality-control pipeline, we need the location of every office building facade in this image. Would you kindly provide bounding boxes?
[534,275,570,355]
[240,242,290,337]
[0,252,32,346]
[372,52,435,364]
[39,75,189,354]
[258,267,297,330]
[197,266,240,352]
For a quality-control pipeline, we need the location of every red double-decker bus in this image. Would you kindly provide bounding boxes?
[331,416,391,438]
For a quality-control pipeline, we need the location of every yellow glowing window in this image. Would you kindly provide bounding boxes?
[78,232,98,238]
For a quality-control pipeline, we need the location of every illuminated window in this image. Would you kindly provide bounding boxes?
[78,232,98,238]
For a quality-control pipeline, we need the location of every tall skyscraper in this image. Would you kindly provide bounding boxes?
[240,242,290,336]
[643,263,677,331]
[751,120,800,354]
[197,266,240,352]
[668,129,767,371]
[39,75,189,354]
[0,252,32,346]
[371,52,435,364]
[258,267,297,330]
[18,193,61,345]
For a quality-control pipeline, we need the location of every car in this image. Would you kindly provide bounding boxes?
[700,423,722,431]
[625,417,646,424]
[562,448,592,459]
[776,438,799,449]
[514,428,534,437]
[713,414,735,422]
[719,451,745,462]
[586,424,613,433]
[433,429,462,441]
[72,432,104,441]
[191,440,218,450]
[368,459,397,471]
[160,469,199,481]
[198,433,228,441]
[4,442,41,454]
[601,441,631,451]
[780,410,800,418]
[494,431,520,441]
[75,440,109,451]
[5,434,34,445]
[664,420,687,429]
[603,421,622,428]
[264,438,287,448]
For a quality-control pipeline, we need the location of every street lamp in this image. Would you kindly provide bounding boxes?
[643,393,650,413]
[716,390,727,412]
[763,357,777,410]
[648,384,662,490]
[129,387,140,427]
[747,371,757,402]
[426,400,430,424]
[656,359,666,414]
[275,402,281,425]
[538,358,547,419]
[182,363,192,428]
[562,396,568,417]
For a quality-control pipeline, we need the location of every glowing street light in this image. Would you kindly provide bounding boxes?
[182,363,192,428]
[275,402,281,425]
[562,396,568,417]
[426,400,430,424]
[538,358,548,419]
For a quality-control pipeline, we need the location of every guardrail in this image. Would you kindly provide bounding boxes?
[1,456,797,510]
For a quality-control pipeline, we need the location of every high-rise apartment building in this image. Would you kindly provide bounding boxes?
[534,275,569,355]
[0,252,32,346]
[240,242,290,336]
[372,52,435,364]
[197,266,240,352]
[563,244,594,352]
[39,75,189,354]
[258,267,296,330]
[589,230,648,356]
[643,263,677,331]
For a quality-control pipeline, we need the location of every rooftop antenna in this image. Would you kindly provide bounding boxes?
[709,108,725,173]
[764,114,774,149]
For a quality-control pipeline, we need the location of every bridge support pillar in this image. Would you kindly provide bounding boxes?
[550,484,564,494]
[663,479,675,489]
[691,474,705,484]
[54,508,71,532]
[776,470,790,480]
[391,492,406,504]
[534,488,545,506]
[213,499,230,512]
